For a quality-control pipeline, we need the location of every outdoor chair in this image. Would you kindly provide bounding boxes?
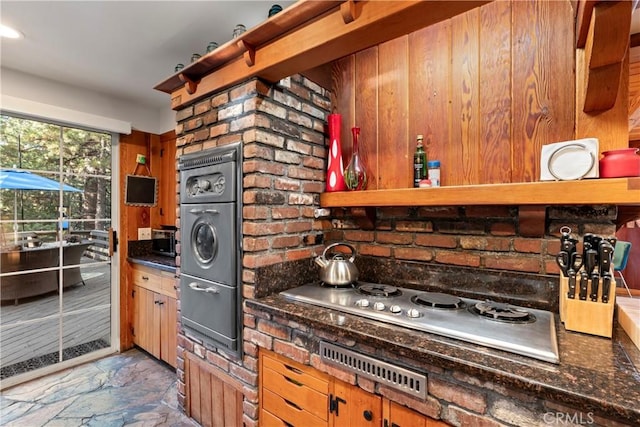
[613,240,632,298]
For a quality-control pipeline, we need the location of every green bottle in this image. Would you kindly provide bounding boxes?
[413,135,427,187]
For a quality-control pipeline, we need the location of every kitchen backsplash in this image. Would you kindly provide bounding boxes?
[326,205,617,277]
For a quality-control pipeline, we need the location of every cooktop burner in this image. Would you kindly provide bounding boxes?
[412,292,465,309]
[470,300,535,324]
[357,283,401,297]
[280,281,559,364]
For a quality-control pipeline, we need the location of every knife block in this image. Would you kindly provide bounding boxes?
[559,270,615,338]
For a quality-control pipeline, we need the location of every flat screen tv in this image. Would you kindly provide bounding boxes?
[125,174,157,207]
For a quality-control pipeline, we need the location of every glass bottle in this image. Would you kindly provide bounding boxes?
[344,127,367,191]
[413,134,427,187]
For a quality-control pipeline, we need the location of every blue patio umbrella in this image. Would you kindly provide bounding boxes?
[0,169,82,242]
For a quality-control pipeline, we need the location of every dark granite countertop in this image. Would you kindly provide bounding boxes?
[127,255,177,273]
[247,294,640,425]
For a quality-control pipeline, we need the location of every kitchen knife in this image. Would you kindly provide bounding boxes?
[579,271,588,301]
[567,269,577,299]
[599,242,614,303]
[588,247,600,302]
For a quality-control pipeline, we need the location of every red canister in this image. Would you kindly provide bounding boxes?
[599,148,640,178]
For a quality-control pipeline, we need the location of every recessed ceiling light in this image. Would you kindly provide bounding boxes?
[1,24,23,39]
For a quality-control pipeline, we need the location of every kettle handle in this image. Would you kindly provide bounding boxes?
[322,242,357,263]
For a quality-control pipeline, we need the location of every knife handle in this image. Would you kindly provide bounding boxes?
[567,271,576,299]
[579,272,588,301]
[601,275,611,303]
[590,273,600,302]
[585,249,598,276]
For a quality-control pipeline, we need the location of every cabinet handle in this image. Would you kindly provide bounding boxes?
[329,395,346,416]
[189,208,219,215]
[142,276,149,281]
[188,282,220,294]
[284,364,303,374]
[283,375,303,387]
[363,410,373,421]
[283,398,302,411]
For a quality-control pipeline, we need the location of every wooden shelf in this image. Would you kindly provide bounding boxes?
[153,1,338,94]
[320,178,640,207]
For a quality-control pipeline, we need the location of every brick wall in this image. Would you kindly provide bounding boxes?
[174,75,331,425]
[327,205,617,276]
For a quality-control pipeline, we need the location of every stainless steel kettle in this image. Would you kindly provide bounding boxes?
[314,242,359,286]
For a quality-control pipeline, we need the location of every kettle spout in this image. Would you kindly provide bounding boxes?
[315,256,329,268]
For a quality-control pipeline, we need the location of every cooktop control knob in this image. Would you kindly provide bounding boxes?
[355,299,370,308]
[407,308,421,318]
[373,302,386,311]
[389,305,402,314]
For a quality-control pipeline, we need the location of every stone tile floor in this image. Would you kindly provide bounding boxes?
[0,348,197,426]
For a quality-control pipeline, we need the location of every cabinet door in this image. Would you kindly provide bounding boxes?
[132,285,160,359]
[159,294,177,367]
[151,132,177,228]
[332,380,382,426]
[384,400,447,427]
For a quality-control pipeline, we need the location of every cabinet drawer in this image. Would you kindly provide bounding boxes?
[160,271,177,297]
[262,389,326,427]
[262,366,328,421]
[262,353,329,395]
[132,264,176,297]
[260,408,290,427]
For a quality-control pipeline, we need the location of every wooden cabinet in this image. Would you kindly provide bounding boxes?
[260,349,332,427]
[383,401,448,427]
[150,130,177,228]
[259,349,443,427]
[185,352,244,427]
[332,380,381,426]
[131,263,177,367]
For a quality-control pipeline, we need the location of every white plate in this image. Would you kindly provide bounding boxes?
[547,144,595,180]
[540,138,599,181]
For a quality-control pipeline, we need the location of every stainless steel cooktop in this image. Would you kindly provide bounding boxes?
[281,282,559,364]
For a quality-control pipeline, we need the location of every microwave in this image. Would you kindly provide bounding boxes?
[152,229,176,257]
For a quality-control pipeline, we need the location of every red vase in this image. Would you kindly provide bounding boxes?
[599,148,640,178]
[326,113,347,191]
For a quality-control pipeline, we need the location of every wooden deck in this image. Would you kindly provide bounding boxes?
[0,261,112,367]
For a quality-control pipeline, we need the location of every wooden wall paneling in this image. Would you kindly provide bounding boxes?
[118,130,151,349]
[148,133,162,228]
[188,357,202,421]
[377,37,410,189]
[511,0,575,183]
[479,0,512,184]
[354,46,380,190]
[223,382,243,426]
[408,21,451,186]
[450,8,480,186]
[332,55,355,170]
[629,47,640,139]
[199,367,213,427]
[210,375,225,427]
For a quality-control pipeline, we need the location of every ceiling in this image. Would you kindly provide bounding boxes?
[0,1,296,110]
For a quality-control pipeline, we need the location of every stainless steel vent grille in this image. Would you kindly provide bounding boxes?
[179,150,236,170]
[320,342,426,399]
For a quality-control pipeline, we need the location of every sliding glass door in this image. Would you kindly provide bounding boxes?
[0,114,116,385]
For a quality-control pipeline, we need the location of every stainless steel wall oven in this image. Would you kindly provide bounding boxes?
[178,143,242,356]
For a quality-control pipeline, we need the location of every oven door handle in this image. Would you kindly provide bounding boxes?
[189,208,219,215]
[188,282,220,294]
